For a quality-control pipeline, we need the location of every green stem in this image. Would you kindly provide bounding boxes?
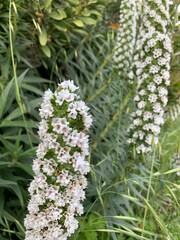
[142,146,156,236]
[9,0,32,148]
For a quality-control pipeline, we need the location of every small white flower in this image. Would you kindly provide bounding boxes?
[150,65,160,74]
[147,82,156,92]
[138,101,146,109]
[148,93,158,103]
[153,102,162,113]
[154,74,162,85]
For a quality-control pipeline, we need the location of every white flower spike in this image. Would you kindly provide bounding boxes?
[128,0,172,154]
[24,80,92,240]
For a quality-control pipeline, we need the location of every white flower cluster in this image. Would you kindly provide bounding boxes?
[134,0,170,72]
[142,0,170,34]
[113,0,136,80]
[24,80,92,240]
[128,0,172,154]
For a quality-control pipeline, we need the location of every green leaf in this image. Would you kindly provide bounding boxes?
[41,45,51,58]
[85,10,101,16]
[73,29,88,35]
[81,17,97,25]
[0,189,4,217]
[0,79,14,118]
[24,76,49,84]
[21,83,44,95]
[4,98,41,121]
[0,135,16,152]
[0,120,37,128]
[39,27,47,46]
[144,199,171,237]
[17,163,34,176]
[2,173,24,207]
[57,9,67,18]
[44,0,52,9]
[87,0,97,4]
[3,210,25,233]
[73,19,84,27]
[67,0,79,5]
[0,179,17,187]
[112,216,139,222]
[96,228,149,240]
[153,167,180,176]
[0,162,10,169]
[18,148,36,160]
[50,9,67,20]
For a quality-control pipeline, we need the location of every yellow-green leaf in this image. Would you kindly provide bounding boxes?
[39,28,47,46]
[73,19,84,27]
[67,0,79,5]
[41,45,51,58]
[81,17,97,25]
[50,9,67,20]
[44,0,52,10]
[87,0,97,4]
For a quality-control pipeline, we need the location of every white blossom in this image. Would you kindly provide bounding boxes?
[114,0,136,80]
[24,80,92,240]
[128,0,172,154]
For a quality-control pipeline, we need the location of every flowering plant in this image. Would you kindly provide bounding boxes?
[113,0,136,80]
[128,0,172,154]
[24,80,92,240]
[128,32,172,153]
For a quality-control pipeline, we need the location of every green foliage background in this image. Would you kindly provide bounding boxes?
[0,0,179,239]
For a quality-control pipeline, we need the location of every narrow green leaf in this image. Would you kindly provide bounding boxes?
[73,29,88,35]
[121,194,138,202]
[67,0,79,5]
[163,167,180,175]
[4,98,41,121]
[3,210,25,232]
[0,162,10,169]
[132,227,164,238]
[0,179,17,187]
[24,76,49,83]
[17,163,34,176]
[0,79,14,118]
[0,216,6,228]
[0,189,4,217]
[112,216,139,221]
[21,83,44,95]
[0,135,16,152]
[154,168,180,176]
[165,184,180,206]
[0,120,37,128]
[18,148,36,159]
[96,228,149,240]
[144,199,170,237]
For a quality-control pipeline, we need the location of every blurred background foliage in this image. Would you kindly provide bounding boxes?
[0,0,179,239]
